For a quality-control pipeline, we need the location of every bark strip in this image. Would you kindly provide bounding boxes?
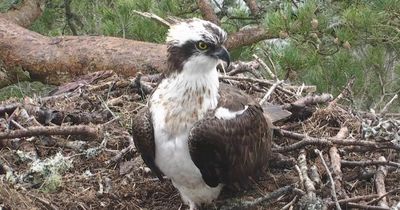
[0,125,101,140]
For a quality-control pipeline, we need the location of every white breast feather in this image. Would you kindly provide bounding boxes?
[149,56,222,207]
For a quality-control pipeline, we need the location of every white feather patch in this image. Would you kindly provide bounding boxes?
[214,106,248,120]
[166,18,226,46]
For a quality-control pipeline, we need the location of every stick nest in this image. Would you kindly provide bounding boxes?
[1,70,399,210]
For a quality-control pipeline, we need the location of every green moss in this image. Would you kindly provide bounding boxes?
[0,81,55,101]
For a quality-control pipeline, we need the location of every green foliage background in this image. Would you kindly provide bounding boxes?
[1,0,399,111]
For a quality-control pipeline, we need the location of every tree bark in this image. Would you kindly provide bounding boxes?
[0,0,45,27]
[226,26,275,49]
[243,0,260,17]
[0,0,278,86]
[196,0,220,25]
[0,18,167,85]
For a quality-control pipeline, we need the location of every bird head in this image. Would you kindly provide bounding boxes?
[166,18,230,75]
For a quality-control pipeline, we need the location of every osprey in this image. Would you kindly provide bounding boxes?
[132,19,272,209]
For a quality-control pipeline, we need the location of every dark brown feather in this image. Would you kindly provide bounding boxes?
[188,84,272,189]
[131,107,164,180]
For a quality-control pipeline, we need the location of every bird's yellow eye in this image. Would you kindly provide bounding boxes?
[197,41,208,50]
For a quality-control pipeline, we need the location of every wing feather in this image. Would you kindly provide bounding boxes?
[188,84,272,188]
[132,107,164,180]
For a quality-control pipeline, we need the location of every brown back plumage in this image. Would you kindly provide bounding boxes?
[188,83,272,189]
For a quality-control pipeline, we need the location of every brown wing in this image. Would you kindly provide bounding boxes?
[131,107,164,180]
[188,84,272,188]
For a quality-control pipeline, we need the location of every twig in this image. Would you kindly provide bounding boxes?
[226,60,260,77]
[0,103,19,116]
[381,94,398,114]
[282,93,333,110]
[341,160,400,168]
[0,125,101,140]
[329,127,348,199]
[298,150,315,196]
[253,54,277,80]
[259,80,284,105]
[0,158,16,182]
[329,77,355,106]
[273,129,400,153]
[105,138,136,165]
[309,165,321,186]
[219,75,295,96]
[294,165,304,190]
[374,156,389,208]
[315,149,341,210]
[333,194,378,205]
[367,188,400,205]
[27,194,59,210]
[264,52,278,80]
[280,195,297,210]
[97,96,120,125]
[220,185,295,209]
[289,85,317,94]
[345,202,390,210]
[132,10,171,27]
[10,119,27,130]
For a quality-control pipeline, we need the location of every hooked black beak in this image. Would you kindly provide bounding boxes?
[213,47,230,67]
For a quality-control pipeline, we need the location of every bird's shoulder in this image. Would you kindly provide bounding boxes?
[216,82,258,111]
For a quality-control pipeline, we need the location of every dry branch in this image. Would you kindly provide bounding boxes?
[298,150,315,196]
[226,60,260,77]
[243,0,260,16]
[381,94,398,114]
[274,129,400,153]
[283,93,333,109]
[329,127,348,199]
[259,80,284,105]
[219,75,295,96]
[329,77,355,106]
[132,10,172,27]
[0,125,101,141]
[309,165,321,186]
[197,0,220,25]
[0,17,167,85]
[253,54,277,80]
[221,185,295,209]
[375,156,389,208]
[334,194,378,205]
[0,103,19,116]
[346,202,390,210]
[0,0,44,27]
[0,15,277,86]
[367,188,400,205]
[341,160,400,168]
[315,149,341,210]
[105,144,135,165]
[225,26,278,50]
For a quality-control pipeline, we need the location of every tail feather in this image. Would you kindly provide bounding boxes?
[261,102,291,123]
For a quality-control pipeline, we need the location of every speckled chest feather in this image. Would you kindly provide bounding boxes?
[149,69,219,136]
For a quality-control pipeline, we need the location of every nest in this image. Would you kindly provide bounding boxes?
[0,70,399,210]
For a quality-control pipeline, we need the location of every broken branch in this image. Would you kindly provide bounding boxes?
[0,125,101,141]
